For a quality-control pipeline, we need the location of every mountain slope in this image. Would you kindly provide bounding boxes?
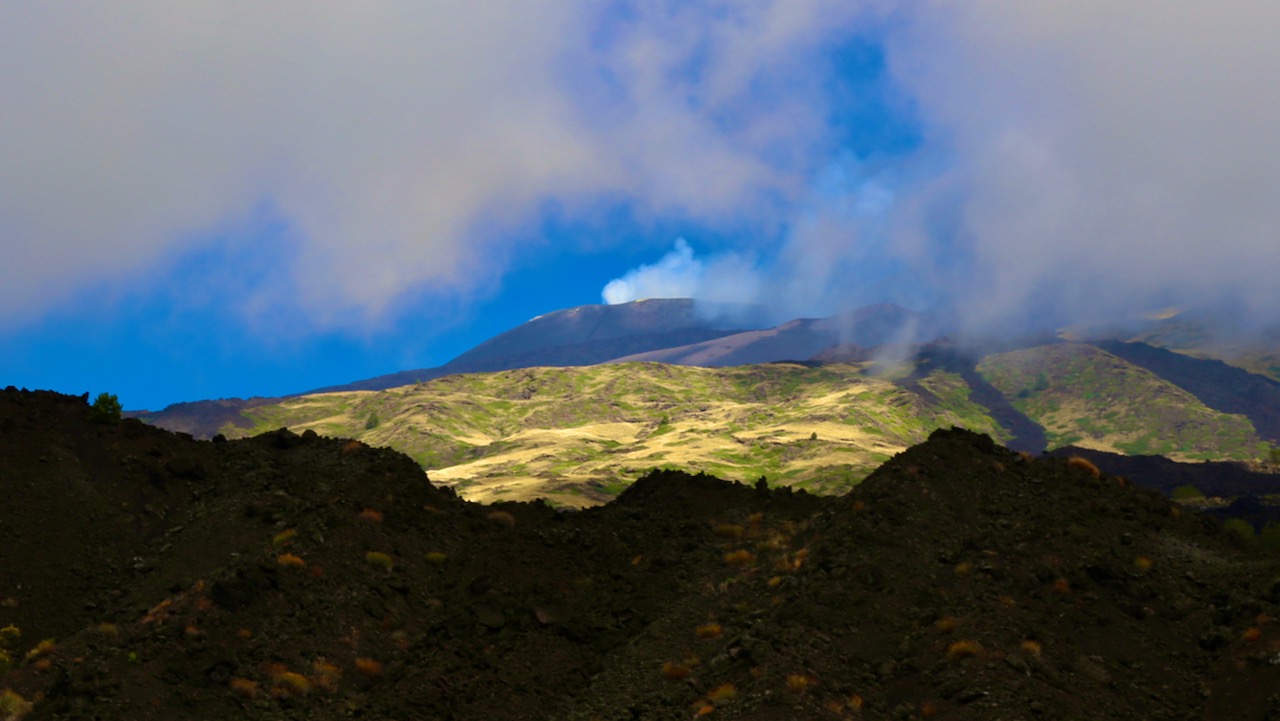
[977,342,1263,460]
[611,304,928,367]
[1093,339,1280,442]
[219,362,1007,506]
[312,298,773,393]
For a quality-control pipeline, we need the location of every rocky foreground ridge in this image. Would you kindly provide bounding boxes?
[1,388,1279,720]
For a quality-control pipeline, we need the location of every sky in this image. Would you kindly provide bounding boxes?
[3,2,1280,411]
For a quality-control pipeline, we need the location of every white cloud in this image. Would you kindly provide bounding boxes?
[883,0,1280,331]
[0,1,869,329]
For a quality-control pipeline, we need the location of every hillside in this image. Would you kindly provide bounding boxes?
[219,362,1005,507]
[977,342,1265,461]
[2,389,1278,721]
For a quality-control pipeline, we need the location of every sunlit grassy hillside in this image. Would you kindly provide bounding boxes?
[221,362,1005,506]
[978,343,1264,460]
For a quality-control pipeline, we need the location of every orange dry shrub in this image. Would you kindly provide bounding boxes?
[358,508,384,523]
[848,693,865,711]
[921,700,939,717]
[1067,456,1100,478]
[693,702,715,717]
[785,673,814,694]
[1052,578,1072,595]
[487,510,517,528]
[723,550,755,566]
[94,623,119,637]
[273,672,311,698]
[341,440,365,454]
[23,639,55,664]
[1242,627,1263,643]
[1020,639,1043,659]
[1133,556,1154,573]
[934,616,958,633]
[660,662,691,681]
[695,623,723,640]
[0,688,33,720]
[706,683,737,703]
[953,562,973,577]
[276,553,306,569]
[312,659,343,692]
[354,657,384,678]
[946,640,984,661]
[227,677,259,700]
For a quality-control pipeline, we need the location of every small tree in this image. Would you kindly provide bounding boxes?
[89,392,122,424]
[365,411,380,430]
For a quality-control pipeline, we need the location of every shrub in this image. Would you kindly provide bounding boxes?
[0,689,33,720]
[89,392,122,424]
[946,640,984,661]
[1066,456,1100,478]
[271,529,297,547]
[1171,485,1204,500]
[707,682,737,702]
[365,551,393,571]
[354,657,383,678]
[785,673,813,694]
[276,553,306,569]
[1224,518,1256,543]
[695,623,722,640]
[660,662,690,680]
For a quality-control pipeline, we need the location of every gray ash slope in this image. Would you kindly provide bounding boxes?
[2,389,1279,720]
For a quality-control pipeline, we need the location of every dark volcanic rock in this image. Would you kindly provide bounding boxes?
[1,390,1278,721]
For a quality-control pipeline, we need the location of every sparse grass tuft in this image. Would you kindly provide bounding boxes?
[227,677,259,700]
[272,671,311,698]
[785,673,814,694]
[660,661,691,680]
[1067,456,1100,478]
[276,553,306,569]
[706,682,737,703]
[354,657,384,678]
[425,551,448,565]
[487,510,516,528]
[946,640,984,661]
[365,551,394,571]
[22,639,54,664]
[695,622,723,640]
[272,529,297,547]
[0,689,33,720]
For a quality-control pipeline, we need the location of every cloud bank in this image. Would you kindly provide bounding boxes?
[0,1,865,328]
[5,1,1280,339]
[602,2,1280,333]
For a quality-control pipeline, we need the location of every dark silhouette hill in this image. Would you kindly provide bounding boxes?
[3,388,1279,720]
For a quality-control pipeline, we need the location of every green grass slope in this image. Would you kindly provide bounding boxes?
[221,362,1006,507]
[978,343,1264,460]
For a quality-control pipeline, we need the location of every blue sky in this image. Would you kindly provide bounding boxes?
[3,3,1280,411]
